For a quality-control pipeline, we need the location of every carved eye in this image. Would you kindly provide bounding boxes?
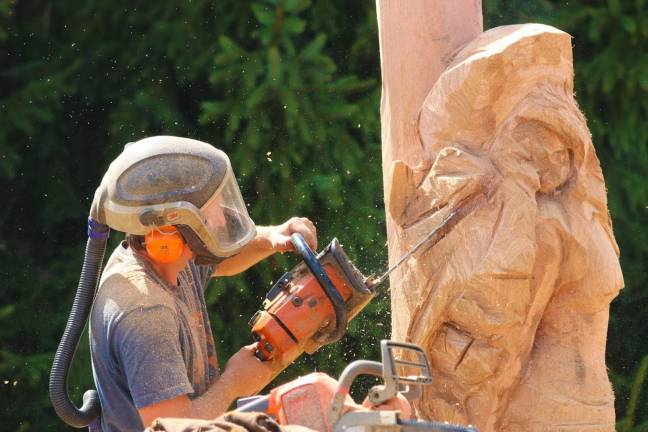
[510,120,572,193]
[537,148,571,193]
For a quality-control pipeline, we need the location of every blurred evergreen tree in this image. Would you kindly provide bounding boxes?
[197,0,385,376]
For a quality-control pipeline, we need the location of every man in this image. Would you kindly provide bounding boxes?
[88,136,318,431]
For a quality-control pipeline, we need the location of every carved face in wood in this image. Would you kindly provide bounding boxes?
[385,26,624,426]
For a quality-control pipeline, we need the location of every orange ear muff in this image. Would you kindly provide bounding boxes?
[144,225,185,264]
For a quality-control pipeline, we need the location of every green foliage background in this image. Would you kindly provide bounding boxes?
[0,0,645,430]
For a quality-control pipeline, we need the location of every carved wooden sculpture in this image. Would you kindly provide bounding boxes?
[377,2,624,431]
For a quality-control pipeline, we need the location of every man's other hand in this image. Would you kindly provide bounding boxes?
[222,344,273,398]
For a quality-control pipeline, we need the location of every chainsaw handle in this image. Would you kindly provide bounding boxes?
[290,233,348,344]
[328,360,384,425]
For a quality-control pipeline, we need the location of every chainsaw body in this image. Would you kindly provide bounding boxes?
[249,234,375,369]
[236,340,477,432]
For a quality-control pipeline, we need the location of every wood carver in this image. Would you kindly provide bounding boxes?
[377,2,624,431]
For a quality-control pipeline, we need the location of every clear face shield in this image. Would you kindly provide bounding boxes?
[103,162,256,261]
[199,169,256,255]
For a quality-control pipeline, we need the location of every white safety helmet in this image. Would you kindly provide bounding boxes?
[90,136,256,263]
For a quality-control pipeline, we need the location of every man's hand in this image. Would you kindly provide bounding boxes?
[264,217,318,253]
[221,344,273,398]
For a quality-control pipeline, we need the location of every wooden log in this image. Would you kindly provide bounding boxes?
[377,5,624,431]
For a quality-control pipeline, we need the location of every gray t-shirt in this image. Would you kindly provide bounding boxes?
[90,242,219,432]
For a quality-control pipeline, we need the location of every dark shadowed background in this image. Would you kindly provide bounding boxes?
[1,0,646,430]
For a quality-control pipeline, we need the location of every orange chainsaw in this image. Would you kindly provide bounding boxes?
[249,233,375,373]
[249,209,464,375]
[236,340,477,432]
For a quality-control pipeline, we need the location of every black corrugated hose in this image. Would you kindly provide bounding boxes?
[49,219,110,428]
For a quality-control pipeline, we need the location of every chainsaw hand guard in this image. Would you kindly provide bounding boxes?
[368,340,433,405]
[329,340,433,425]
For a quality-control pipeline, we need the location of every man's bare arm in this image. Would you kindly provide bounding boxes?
[212,217,317,277]
[138,373,235,427]
[139,344,271,427]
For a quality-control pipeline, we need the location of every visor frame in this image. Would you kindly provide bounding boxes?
[103,161,256,258]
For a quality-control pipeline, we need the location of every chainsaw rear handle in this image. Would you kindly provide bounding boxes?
[290,233,348,344]
[329,340,434,425]
[328,360,384,425]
